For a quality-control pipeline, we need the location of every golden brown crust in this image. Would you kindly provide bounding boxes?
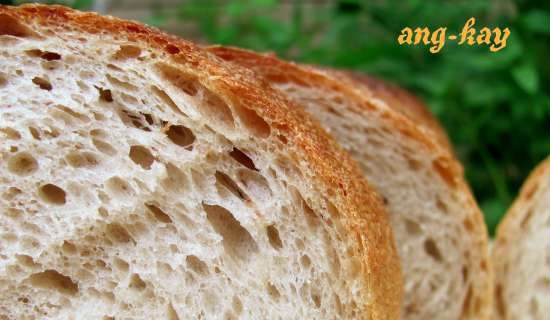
[206,45,492,319]
[0,4,403,319]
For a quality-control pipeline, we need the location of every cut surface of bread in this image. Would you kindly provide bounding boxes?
[208,46,492,320]
[327,70,453,152]
[493,156,550,320]
[0,5,402,319]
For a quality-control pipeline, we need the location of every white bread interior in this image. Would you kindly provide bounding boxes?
[0,6,401,319]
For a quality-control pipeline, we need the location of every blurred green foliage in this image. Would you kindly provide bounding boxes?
[13,0,93,9]
[11,0,550,235]
[148,0,549,235]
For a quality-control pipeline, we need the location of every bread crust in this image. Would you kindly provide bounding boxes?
[206,45,492,319]
[0,4,402,319]
[493,156,550,319]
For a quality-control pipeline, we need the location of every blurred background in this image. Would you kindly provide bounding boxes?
[5,0,549,236]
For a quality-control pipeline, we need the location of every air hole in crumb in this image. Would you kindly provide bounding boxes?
[203,203,258,261]
[233,104,271,138]
[8,151,38,176]
[463,218,474,231]
[26,49,61,61]
[129,273,146,291]
[266,225,283,249]
[113,258,129,273]
[277,134,288,144]
[215,171,247,200]
[105,176,135,197]
[266,282,280,300]
[293,190,320,229]
[301,255,311,268]
[28,126,41,140]
[0,127,20,139]
[106,222,135,244]
[38,183,66,205]
[151,85,185,115]
[65,151,100,168]
[161,163,189,194]
[404,218,421,236]
[97,87,113,102]
[98,207,109,217]
[229,148,257,171]
[424,238,443,262]
[436,197,448,213]
[113,45,141,59]
[0,73,7,87]
[165,125,195,148]
[106,74,138,91]
[156,63,199,96]
[16,254,39,268]
[52,105,90,123]
[129,145,154,170]
[311,293,321,308]
[93,138,117,156]
[26,270,78,295]
[5,207,22,219]
[201,88,235,129]
[145,203,172,223]
[167,302,180,320]
[186,255,208,274]
[237,169,272,202]
[61,241,77,255]
[0,14,36,37]
[116,109,151,131]
[2,187,22,201]
[32,76,52,91]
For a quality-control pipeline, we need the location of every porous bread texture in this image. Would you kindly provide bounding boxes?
[323,70,453,152]
[207,46,492,320]
[493,156,550,320]
[0,5,402,320]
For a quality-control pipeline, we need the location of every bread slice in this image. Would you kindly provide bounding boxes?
[0,5,402,319]
[493,156,550,320]
[207,46,492,320]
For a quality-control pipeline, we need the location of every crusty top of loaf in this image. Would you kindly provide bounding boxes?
[0,4,403,318]
[206,45,492,319]
[494,156,550,238]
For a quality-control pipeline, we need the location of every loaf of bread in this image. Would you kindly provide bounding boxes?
[207,46,492,320]
[493,156,550,320]
[0,5,402,319]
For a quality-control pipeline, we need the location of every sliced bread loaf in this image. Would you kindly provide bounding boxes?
[0,5,402,319]
[208,46,492,320]
[493,156,550,320]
